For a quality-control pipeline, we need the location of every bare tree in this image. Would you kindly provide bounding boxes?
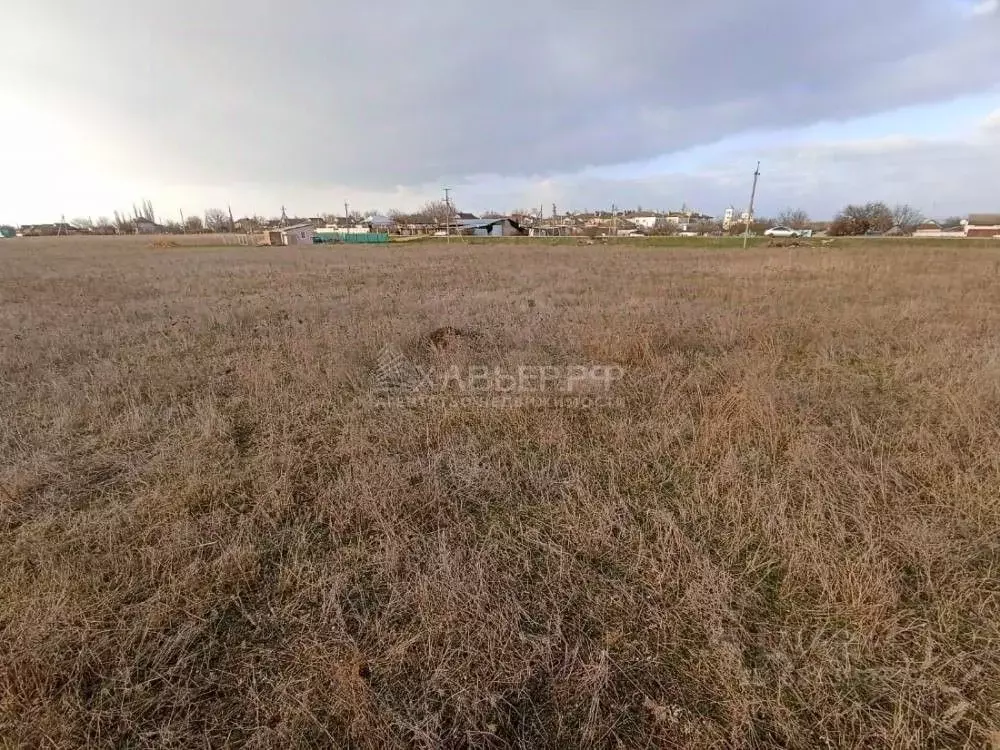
[113,210,134,234]
[891,204,924,234]
[412,200,453,224]
[728,217,772,236]
[185,215,204,232]
[204,208,229,232]
[129,201,154,223]
[829,202,894,236]
[648,220,679,236]
[940,216,964,229]
[777,208,811,229]
[71,217,93,231]
[240,215,264,232]
[693,219,724,235]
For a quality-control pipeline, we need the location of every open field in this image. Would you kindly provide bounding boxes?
[2,237,1000,747]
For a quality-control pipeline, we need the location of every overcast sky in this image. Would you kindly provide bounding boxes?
[2,0,999,223]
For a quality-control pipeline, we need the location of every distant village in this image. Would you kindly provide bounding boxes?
[4,204,752,241]
[4,201,1000,242]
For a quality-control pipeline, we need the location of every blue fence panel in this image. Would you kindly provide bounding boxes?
[314,232,390,245]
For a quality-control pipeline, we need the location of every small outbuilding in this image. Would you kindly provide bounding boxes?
[134,219,166,234]
[267,223,316,246]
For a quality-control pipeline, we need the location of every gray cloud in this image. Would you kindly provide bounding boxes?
[473,112,1000,219]
[4,0,999,193]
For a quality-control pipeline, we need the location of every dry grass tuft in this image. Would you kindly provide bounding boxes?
[425,326,483,352]
[1,237,999,747]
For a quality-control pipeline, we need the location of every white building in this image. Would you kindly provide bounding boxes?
[722,207,736,231]
[631,215,659,230]
[268,223,315,246]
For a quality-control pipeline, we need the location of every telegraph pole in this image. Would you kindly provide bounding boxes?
[444,188,451,243]
[179,209,186,233]
[344,202,350,222]
[743,161,761,249]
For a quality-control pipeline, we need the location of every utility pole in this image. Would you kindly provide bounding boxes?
[228,204,235,233]
[344,202,350,223]
[444,188,451,243]
[179,209,186,233]
[743,161,761,249]
[280,205,288,228]
[612,203,617,238]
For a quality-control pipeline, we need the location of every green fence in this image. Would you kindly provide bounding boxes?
[314,232,390,245]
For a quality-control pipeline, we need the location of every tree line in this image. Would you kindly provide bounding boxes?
[826,202,926,236]
[65,202,236,234]
[644,203,932,237]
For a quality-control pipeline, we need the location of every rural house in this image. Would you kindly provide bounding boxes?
[663,211,714,232]
[453,217,526,237]
[134,218,166,234]
[914,220,965,239]
[965,214,1000,239]
[631,215,661,230]
[19,222,80,236]
[365,215,396,232]
[267,223,316,246]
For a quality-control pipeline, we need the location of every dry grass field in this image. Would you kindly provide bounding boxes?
[2,236,1000,748]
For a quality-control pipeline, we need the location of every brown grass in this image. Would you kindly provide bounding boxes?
[2,236,999,748]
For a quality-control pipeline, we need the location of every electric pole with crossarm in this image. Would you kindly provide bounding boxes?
[743,161,761,249]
